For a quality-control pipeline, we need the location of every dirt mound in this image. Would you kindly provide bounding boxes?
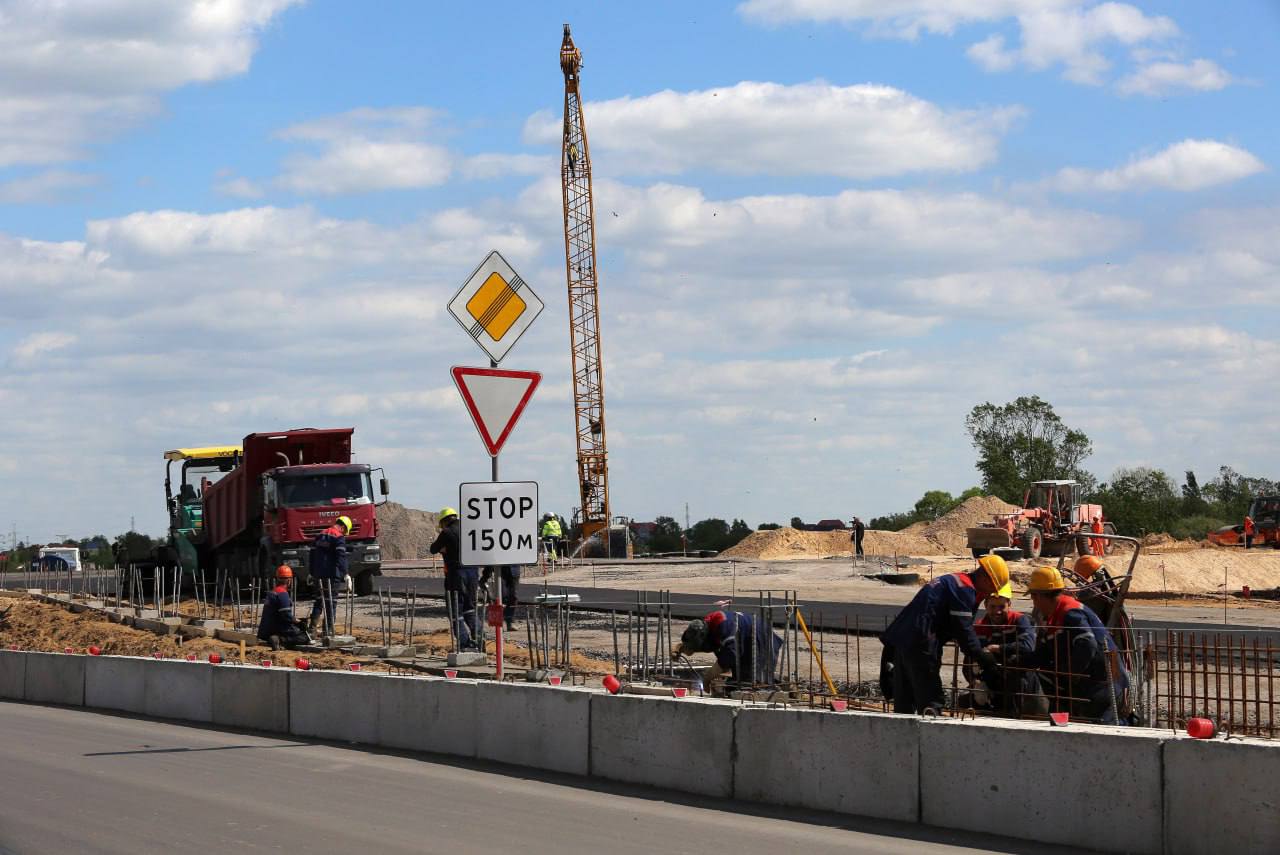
[1140,532,1200,552]
[919,495,1019,553]
[378,502,440,560]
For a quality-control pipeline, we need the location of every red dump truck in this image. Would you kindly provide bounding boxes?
[203,428,389,595]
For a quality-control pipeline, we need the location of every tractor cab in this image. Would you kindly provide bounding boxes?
[163,446,241,571]
[1023,480,1081,531]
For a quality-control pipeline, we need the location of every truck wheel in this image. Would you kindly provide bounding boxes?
[353,570,375,597]
[1021,527,1043,560]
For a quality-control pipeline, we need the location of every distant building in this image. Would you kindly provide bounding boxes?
[630,521,658,543]
[811,519,848,531]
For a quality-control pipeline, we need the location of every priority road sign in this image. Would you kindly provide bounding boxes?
[448,250,544,365]
[459,481,539,565]
[451,366,541,457]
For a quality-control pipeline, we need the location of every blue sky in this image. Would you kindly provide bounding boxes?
[0,0,1276,543]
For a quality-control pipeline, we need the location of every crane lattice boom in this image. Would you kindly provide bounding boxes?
[559,25,610,540]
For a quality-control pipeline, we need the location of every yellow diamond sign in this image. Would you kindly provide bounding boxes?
[448,250,544,364]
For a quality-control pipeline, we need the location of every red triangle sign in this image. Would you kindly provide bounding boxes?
[451,366,541,456]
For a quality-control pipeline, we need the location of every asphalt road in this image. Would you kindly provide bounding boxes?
[0,701,1077,855]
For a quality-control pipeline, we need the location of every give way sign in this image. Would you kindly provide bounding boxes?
[451,366,541,456]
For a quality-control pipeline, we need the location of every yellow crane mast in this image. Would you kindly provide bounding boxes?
[559,25,611,542]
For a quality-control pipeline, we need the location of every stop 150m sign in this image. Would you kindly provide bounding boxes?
[459,481,539,565]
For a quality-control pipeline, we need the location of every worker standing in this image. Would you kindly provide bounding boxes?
[675,609,783,689]
[431,507,479,650]
[1090,515,1105,557]
[1026,566,1128,724]
[850,516,866,558]
[307,515,350,638]
[971,583,1038,713]
[480,564,521,631]
[258,565,311,650]
[1244,515,1255,549]
[540,513,564,562]
[881,555,1007,715]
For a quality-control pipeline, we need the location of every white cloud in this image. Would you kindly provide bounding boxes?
[524,80,1021,178]
[0,0,300,168]
[12,331,76,361]
[741,1,1225,90]
[0,169,99,203]
[1117,58,1234,96]
[214,175,264,199]
[276,140,453,195]
[1041,140,1265,193]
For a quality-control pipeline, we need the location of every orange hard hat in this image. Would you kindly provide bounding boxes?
[1073,555,1104,579]
[275,564,293,579]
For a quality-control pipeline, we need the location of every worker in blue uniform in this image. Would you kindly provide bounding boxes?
[258,565,311,650]
[881,554,1010,714]
[307,515,350,637]
[431,507,479,650]
[970,582,1039,713]
[675,609,783,688]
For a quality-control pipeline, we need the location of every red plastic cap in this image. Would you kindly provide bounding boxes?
[87,646,101,656]
[602,674,621,694]
[294,658,311,670]
[261,660,273,667]
[208,653,223,664]
[347,663,361,671]
[1049,712,1070,726]
[1187,717,1216,739]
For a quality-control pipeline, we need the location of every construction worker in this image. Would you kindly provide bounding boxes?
[1244,515,1255,549]
[541,513,563,560]
[881,555,1008,715]
[480,564,520,631]
[308,515,350,637]
[1090,515,1105,557]
[430,507,479,650]
[675,609,784,689]
[850,516,865,558]
[1026,566,1128,724]
[258,565,311,650]
[970,582,1038,713]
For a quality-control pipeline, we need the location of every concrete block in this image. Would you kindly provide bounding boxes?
[144,659,212,722]
[475,682,591,776]
[448,651,486,666]
[216,628,261,645]
[190,619,224,629]
[135,609,159,619]
[735,709,918,822]
[0,650,27,700]
[85,656,146,714]
[289,669,378,744]
[133,618,176,636]
[590,694,737,798]
[1164,736,1280,855]
[23,652,85,706]
[377,676,477,757]
[920,718,1166,854]
[212,665,290,733]
[176,625,216,639]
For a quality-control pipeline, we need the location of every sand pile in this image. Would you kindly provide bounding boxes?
[724,495,1015,560]
[378,502,440,560]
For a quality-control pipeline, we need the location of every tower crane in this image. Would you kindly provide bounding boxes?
[558,25,612,544]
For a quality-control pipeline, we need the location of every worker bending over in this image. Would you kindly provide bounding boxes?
[308,515,350,638]
[431,507,480,650]
[970,582,1039,713]
[881,555,1008,715]
[675,609,783,689]
[258,565,311,650]
[1026,566,1129,724]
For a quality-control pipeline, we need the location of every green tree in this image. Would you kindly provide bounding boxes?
[789,516,804,530]
[727,519,752,547]
[649,516,683,552]
[1094,467,1180,535]
[757,522,781,531]
[913,490,956,521]
[868,511,917,531]
[688,518,731,551]
[1180,471,1209,517]
[965,396,1094,502]
[1203,466,1279,521]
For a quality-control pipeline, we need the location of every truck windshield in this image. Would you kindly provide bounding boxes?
[278,472,372,508]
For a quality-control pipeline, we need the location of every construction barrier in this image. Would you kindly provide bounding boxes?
[3,649,1278,854]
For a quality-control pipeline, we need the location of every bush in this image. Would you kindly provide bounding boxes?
[1167,516,1228,541]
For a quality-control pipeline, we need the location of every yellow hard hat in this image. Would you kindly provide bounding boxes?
[336,515,353,532]
[1028,566,1066,592]
[977,554,1010,591]
[988,582,1013,601]
[439,507,459,521]
[1073,555,1104,579]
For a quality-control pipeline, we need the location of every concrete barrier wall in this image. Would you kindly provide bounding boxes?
[1164,736,1280,855]
[7,647,1280,855]
[919,717,1167,855]
[212,665,290,733]
[474,681,591,776]
[590,694,737,798]
[735,708,920,823]
[0,650,27,700]
[289,669,378,744]
[23,651,84,706]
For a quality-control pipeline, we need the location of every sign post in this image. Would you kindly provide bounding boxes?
[448,250,544,680]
